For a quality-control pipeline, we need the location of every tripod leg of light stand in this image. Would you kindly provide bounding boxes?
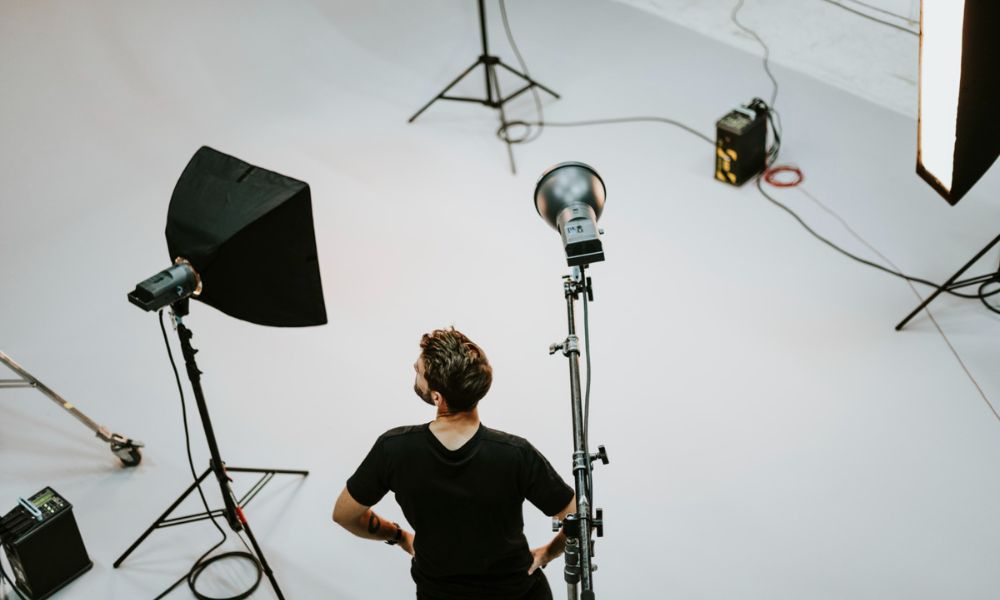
[494,60,561,99]
[237,509,285,600]
[895,232,1000,330]
[408,58,484,123]
[175,318,288,598]
[114,466,214,567]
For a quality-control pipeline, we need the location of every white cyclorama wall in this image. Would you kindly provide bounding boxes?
[1,0,999,599]
[614,0,921,117]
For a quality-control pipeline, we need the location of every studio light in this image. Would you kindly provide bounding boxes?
[534,162,607,266]
[535,162,611,599]
[128,145,327,327]
[896,1,1000,328]
[917,0,999,204]
[118,146,325,600]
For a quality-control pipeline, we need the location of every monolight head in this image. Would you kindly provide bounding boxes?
[534,162,606,266]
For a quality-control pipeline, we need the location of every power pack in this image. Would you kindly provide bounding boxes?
[715,101,768,186]
[1,488,92,599]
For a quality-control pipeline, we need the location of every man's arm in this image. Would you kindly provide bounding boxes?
[528,495,576,574]
[332,487,414,556]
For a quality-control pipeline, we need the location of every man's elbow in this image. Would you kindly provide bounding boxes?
[332,508,350,527]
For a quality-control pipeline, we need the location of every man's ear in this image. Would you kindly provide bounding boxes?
[432,392,446,409]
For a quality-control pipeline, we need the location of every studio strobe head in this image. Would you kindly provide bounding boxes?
[534,162,606,266]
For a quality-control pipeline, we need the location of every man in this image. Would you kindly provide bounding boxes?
[333,327,576,600]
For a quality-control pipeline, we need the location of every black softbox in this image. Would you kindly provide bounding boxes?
[165,146,326,327]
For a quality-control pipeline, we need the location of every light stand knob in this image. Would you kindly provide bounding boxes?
[590,445,609,466]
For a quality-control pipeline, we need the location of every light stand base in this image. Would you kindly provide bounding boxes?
[895,232,1000,330]
[113,465,308,595]
[407,0,559,173]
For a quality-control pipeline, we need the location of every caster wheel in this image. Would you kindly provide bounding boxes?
[118,446,142,467]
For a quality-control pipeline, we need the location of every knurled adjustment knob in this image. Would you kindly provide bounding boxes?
[590,445,609,465]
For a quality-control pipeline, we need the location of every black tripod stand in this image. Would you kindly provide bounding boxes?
[548,266,607,600]
[114,306,307,599]
[896,232,1000,330]
[408,0,560,174]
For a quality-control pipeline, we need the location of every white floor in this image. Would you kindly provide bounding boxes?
[2,1,1000,599]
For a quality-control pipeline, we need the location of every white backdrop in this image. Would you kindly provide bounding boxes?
[1,1,999,599]
[615,0,922,116]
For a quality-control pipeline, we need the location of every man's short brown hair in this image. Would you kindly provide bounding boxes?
[420,327,492,412]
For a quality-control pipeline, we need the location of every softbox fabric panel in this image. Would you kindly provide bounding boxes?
[948,0,1000,203]
[917,0,1000,204]
[165,146,327,327]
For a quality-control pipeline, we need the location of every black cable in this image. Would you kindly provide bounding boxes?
[582,274,594,505]
[156,310,262,600]
[187,552,262,600]
[752,177,999,297]
[818,0,920,36]
[497,0,545,144]
[730,0,780,110]
[525,116,714,145]
[731,4,999,423]
[732,4,1000,306]
[526,82,992,304]
[794,186,1000,423]
[495,0,716,147]
[730,1,784,157]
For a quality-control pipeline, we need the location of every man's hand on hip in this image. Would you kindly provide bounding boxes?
[399,530,415,557]
[528,544,560,575]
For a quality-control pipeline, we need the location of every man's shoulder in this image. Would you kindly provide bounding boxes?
[479,425,536,452]
[376,424,426,445]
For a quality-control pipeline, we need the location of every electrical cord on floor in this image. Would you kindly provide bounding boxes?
[529,116,713,144]
[752,176,1000,301]
[731,2,1000,307]
[734,1,998,421]
[496,0,998,304]
[496,1,717,147]
[510,1,996,314]
[794,185,1000,423]
[818,0,919,35]
[156,310,262,600]
[496,0,997,418]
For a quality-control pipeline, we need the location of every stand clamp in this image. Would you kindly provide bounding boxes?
[549,335,580,357]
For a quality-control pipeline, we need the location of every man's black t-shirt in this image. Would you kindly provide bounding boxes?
[347,423,574,600]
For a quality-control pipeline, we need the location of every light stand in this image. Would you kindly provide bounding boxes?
[895,233,1000,330]
[548,266,607,600]
[534,161,609,598]
[114,304,307,600]
[407,0,560,173]
[119,146,327,599]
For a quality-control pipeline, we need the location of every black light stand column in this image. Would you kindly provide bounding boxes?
[173,315,287,600]
[115,305,308,600]
[174,319,242,533]
[550,266,606,600]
